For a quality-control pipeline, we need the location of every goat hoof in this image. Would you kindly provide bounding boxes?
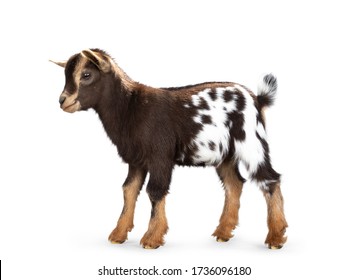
[108,227,129,244]
[143,244,160,249]
[266,240,285,250]
[217,238,229,242]
[110,240,126,244]
[269,244,283,250]
[216,237,229,242]
[265,234,287,250]
[140,240,162,249]
[140,236,164,249]
[212,229,233,243]
[108,234,127,244]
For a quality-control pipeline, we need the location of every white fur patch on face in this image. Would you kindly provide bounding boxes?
[233,85,265,174]
[186,87,238,165]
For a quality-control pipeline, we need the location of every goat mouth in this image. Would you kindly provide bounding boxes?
[61,100,80,113]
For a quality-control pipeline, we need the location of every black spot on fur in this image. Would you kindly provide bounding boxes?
[256,113,265,127]
[198,98,210,110]
[228,112,246,141]
[208,89,217,101]
[252,132,281,194]
[219,143,223,153]
[234,90,246,111]
[201,114,212,124]
[223,90,234,102]
[208,141,216,151]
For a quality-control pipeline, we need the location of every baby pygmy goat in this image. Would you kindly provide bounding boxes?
[51,49,287,249]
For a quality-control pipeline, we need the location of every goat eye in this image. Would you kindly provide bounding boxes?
[81,72,91,80]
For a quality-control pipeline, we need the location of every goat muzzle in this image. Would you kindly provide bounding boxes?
[59,92,81,113]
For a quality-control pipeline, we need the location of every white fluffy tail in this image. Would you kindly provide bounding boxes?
[257,74,278,110]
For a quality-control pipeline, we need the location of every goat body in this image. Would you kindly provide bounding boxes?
[52,49,287,249]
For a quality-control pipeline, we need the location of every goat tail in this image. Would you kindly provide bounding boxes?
[257,73,278,110]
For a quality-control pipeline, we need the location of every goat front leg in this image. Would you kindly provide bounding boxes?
[140,168,171,249]
[109,165,147,244]
[140,196,168,249]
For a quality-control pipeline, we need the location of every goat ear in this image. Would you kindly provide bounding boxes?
[81,49,111,73]
[49,59,67,68]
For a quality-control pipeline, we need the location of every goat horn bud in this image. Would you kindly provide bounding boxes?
[49,59,67,68]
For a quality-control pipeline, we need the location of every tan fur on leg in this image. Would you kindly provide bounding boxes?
[213,161,243,242]
[263,183,288,249]
[140,197,168,249]
[109,167,146,244]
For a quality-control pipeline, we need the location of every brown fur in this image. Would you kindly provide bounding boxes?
[109,166,147,243]
[263,183,288,248]
[213,160,244,241]
[140,197,168,249]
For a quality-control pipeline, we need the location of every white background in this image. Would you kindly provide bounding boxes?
[1,0,346,279]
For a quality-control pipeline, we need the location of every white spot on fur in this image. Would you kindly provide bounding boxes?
[257,179,277,192]
[258,79,271,96]
[256,122,267,140]
[191,95,200,106]
[188,87,238,165]
[234,85,265,174]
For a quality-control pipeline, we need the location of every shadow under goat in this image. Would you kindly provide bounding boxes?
[51,49,288,249]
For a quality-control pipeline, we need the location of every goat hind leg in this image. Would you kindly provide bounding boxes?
[262,182,288,249]
[213,161,244,242]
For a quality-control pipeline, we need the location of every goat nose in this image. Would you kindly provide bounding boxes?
[59,96,66,105]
